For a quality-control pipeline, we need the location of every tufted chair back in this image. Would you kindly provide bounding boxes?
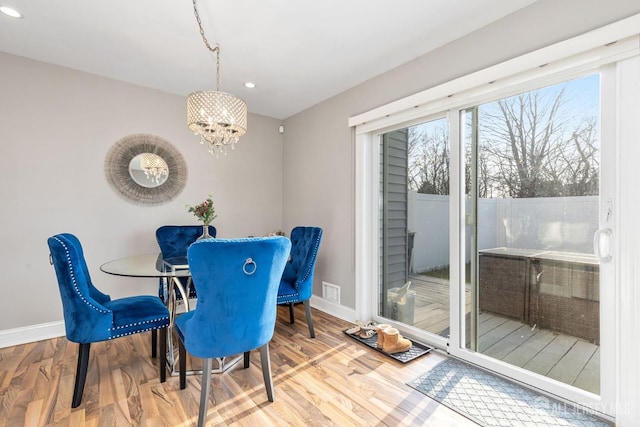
[156,225,217,260]
[281,227,322,300]
[277,226,323,337]
[48,233,114,343]
[155,225,216,302]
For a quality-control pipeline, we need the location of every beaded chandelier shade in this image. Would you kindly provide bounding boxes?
[187,90,247,152]
[187,0,247,157]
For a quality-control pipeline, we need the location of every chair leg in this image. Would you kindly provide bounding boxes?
[72,343,91,408]
[151,329,157,358]
[303,300,315,338]
[259,344,275,402]
[179,338,187,390]
[159,327,167,383]
[198,358,213,427]
[289,302,295,324]
[243,351,250,369]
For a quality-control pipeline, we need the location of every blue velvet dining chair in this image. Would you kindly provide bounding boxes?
[47,233,170,408]
[277,226,323,338]
[155,225,216,303]
[155,225,216,362]
[176,236,290,427]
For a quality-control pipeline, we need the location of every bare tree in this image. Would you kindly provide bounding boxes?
[407,126,426,191]
[478,86,598,198]
[407,79,599,199]
[560,117,599,196]
[464,143,490,198]
[408,122,450,195]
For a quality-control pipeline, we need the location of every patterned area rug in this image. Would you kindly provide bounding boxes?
[408,358,612,427]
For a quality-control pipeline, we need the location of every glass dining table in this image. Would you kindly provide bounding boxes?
[100,253,241,376]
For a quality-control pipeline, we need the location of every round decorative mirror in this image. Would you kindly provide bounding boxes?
[128,153,169,188]
[105,134,187,205]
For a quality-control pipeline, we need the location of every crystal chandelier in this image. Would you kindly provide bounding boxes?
[187,0,247,158]
[140,153,169,184]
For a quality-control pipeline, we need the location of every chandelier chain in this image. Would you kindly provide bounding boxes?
[192,0,220,91]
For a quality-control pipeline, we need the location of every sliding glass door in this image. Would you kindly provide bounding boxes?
[459,73,611,399]
[375,72,615,414]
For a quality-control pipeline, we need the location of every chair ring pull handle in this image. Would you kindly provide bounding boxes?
[243,258,257,275]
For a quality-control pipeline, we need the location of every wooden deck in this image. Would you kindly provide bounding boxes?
[408,274,600,394]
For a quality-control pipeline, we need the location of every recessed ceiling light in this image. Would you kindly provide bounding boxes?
[244,82,256,89]
[0,6,23,18]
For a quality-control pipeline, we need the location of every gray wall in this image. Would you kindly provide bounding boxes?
[282,0,640,309]
[0,52,284,331]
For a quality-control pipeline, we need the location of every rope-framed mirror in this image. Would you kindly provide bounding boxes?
[105,134,188,205]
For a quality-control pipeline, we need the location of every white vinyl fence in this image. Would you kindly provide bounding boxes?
[407,192,599,273]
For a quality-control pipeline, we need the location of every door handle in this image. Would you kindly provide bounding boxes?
[593,228,613,262]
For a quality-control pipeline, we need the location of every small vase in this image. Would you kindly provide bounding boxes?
[197,224,211,241]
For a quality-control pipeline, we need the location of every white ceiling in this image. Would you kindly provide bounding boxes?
[0,0,537,119]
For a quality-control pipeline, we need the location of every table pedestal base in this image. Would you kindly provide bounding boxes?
[167,354,243,377]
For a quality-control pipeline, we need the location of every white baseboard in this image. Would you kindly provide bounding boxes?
[0,321,66,348]
[0,299,354,349]
[310,295,356,323]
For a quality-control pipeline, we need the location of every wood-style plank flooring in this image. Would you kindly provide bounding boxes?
[0,306,477,426]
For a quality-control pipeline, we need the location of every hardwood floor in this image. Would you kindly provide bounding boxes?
[0,306,477,427]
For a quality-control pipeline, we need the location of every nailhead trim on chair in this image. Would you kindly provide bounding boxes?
[277,292,299,304]
[110,316,170,331]
[278,292,298,298]
[295,231,322,288]
[52,236,110,315]
[110,324,168,339]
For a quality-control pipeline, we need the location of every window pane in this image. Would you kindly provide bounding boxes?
[380,118,450,337]
[465,74,601,394]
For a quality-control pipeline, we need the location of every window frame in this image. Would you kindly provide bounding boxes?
[352,18,640,421]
